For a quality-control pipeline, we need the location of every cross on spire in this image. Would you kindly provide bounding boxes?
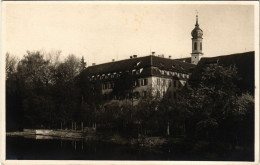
[195,10,199,26]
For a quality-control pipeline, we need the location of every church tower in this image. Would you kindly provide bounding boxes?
[191,14,203,65]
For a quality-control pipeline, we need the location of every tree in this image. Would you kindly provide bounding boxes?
[80,56,87,72]
[113,71,134,99]
[5,52,18,80]
[17,51,51,88]
[55,54,80,83]
[6,53,23,131]
[134,89,161,135]
[181,63,254,144]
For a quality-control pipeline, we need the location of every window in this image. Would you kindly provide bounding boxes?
[162,79,166,86]
[163,91,166,96]
[141,79,148,86]
[157,78,160,85]
[143,91,147,98]
[174,81,177,88]
[194,42,197,50]
[168,80,172,87]
[134,81,137,87]
[200,42,202,50]
[143,79,148,86]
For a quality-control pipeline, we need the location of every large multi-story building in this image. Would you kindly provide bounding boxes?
[83,15,203,102]
[85,54,195,101]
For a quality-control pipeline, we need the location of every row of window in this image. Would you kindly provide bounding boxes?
[102,79,182,90]
[134,79,148,87]
[102,78,148,90]
[156,78,182,88]
[103,91,148,100]
[102,82,115,90]
[89,70,189,82]
[103,91,177,100]
[157,69,189,79]
[89,68,144,81]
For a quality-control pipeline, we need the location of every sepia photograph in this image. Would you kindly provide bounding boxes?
[1,1,259,164]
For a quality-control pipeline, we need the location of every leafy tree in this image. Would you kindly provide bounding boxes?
[55,54,80,83]
[113,71,135,99]
[181,64,254,145]
[134,89,160,135]
[5,52,18,80]
[80,56,87,72]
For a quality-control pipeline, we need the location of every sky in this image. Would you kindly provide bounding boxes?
[2,2,256,65]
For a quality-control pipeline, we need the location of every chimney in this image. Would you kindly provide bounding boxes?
[151,52,155,56]
[112,59,115,62]
[169,56,172,59]
[92,63,96,66]
[130,56,132,59]
[133,55,137,58]
[161,54,164,58]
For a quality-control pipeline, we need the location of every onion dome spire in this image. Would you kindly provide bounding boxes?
[191,13,203,39]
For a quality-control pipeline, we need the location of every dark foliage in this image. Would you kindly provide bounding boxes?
[6,51,254,152]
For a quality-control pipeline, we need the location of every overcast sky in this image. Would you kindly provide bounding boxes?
[2,2,256,65]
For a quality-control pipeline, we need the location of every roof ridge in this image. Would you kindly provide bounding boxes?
[87,55,147,68]
[200,51,255,60]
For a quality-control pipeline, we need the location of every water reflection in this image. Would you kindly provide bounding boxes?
[6,136,253,161]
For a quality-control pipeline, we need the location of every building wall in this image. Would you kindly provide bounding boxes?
[151,76,185,99]
[191,54,202,65]
[100,76,186,100]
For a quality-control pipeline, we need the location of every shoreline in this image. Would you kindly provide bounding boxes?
[6,129,84,140]
[6,129,167,147]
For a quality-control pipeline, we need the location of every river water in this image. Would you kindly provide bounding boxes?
[7,136,172,160]
[6,136,253,161]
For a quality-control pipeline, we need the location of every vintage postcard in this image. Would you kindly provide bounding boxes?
[1,1,259,165]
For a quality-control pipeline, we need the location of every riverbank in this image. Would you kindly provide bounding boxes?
[6,129,84,140]
[6,129,167,147]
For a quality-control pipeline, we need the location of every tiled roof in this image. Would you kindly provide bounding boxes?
[190,51,255,94]
[83,55,196,78]
[175,57,191,63]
